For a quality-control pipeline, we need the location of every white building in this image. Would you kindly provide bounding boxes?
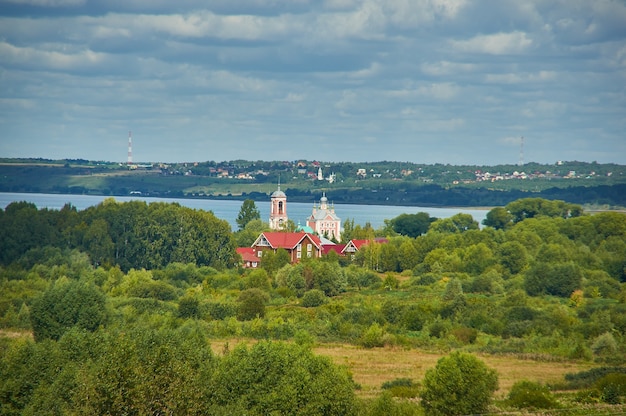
[306,193,341,241]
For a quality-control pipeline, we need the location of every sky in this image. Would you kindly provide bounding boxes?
[1,0,625,165]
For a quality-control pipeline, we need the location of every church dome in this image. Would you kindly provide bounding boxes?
[271,189,286,198]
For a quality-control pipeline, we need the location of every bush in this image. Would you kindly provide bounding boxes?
[177,296,200,319]
[381,378,420,398]
[359,323,385,348]
[421,352,498,416]
[210,341,357,415]
[401,305,424,331]
[506,380,559,409]
[595,373,626,404]
[382,378,413,390]
[206,301,237,320]
[366,391,421,416]
[301,289,327,308]
[591,332,618,356]
[565,366,626,389]
[451,327,478,344]
[236,288,270,321]
[428,320,448,339]
[30,279,108,342]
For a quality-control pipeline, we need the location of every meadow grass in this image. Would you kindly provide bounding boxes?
[208,337,595,399]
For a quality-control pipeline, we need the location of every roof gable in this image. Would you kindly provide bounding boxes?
[342,238,389,253]
[323,244,346,255]
[255,232,321,250]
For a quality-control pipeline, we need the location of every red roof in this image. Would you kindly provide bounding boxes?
[257,232,322,249]
[323,244,345,255]
[341,238,388,254]
[236,247,260,263]
[348,239,370,250]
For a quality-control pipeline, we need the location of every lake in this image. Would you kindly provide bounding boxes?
[0,192,489,230]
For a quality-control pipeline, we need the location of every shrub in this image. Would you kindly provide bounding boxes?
[359,323,385,348]
[30,279,108,342]
[591,332,618,356]
[206,301,236,320]
[595,373,626,404]
[245,268,270,290]
[565,366,626,389]
[401,305,424,331]
[210,341,357,415]
[421,352,498,416]
[506,380,559,409]
[366,391,421,416]
[383,274,399,290]
[381,378,420,398]
[451,327,478,344]
[382,378,413,390]
[428,320,448,339]
[177,296,200,319]
[301,289,327,308]
[236,288,270,321]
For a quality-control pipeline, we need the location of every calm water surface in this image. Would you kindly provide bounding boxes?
[1,192,489,230]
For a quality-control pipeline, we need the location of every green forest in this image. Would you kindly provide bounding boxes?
[1,197,626,415]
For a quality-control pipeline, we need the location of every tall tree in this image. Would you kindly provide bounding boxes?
[390,212,434,237]
[483,207,513,230]
[236,199,261,230]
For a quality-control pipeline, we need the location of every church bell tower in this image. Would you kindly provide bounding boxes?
[269,183,288,230]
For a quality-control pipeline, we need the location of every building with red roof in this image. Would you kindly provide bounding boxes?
[341,238,389,259]
[236,247,261,268]
[251,231,322,264]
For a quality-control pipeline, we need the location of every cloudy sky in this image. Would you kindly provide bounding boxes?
[1,0,625,165]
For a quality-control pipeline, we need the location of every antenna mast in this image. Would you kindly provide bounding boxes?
[127,131,133,165]
[518,136,524,166]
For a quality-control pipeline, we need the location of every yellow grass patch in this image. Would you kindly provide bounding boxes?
[313,344,595,398]
[0,329,33,340]
[209,339,596,399]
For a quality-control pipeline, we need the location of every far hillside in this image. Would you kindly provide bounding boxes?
[1,158,624,208]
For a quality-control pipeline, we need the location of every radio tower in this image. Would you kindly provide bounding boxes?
[127,131,133,165]
[518,136,524,166]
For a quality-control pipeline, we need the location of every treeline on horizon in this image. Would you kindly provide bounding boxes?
[1,158,625,208]
[282,183,626,207]
[1,196,626,414]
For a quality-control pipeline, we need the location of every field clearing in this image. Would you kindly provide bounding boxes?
[313,344,593,398]
[2,331,597,399]
[208,338,595,399]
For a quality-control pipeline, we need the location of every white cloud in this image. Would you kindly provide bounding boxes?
[0,41,107,71]
[485,71,557,84]
[450,31,533,55]
[421,60,477,76]
[389,82,460,100]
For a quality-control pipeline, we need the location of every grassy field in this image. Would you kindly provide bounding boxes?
[314,344,594,399]
[1,330,598,399]
[208,338,595,399]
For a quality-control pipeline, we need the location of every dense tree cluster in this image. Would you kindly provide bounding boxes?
[0,198,237,271]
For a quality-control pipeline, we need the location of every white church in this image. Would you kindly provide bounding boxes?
[269,186,341,241]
